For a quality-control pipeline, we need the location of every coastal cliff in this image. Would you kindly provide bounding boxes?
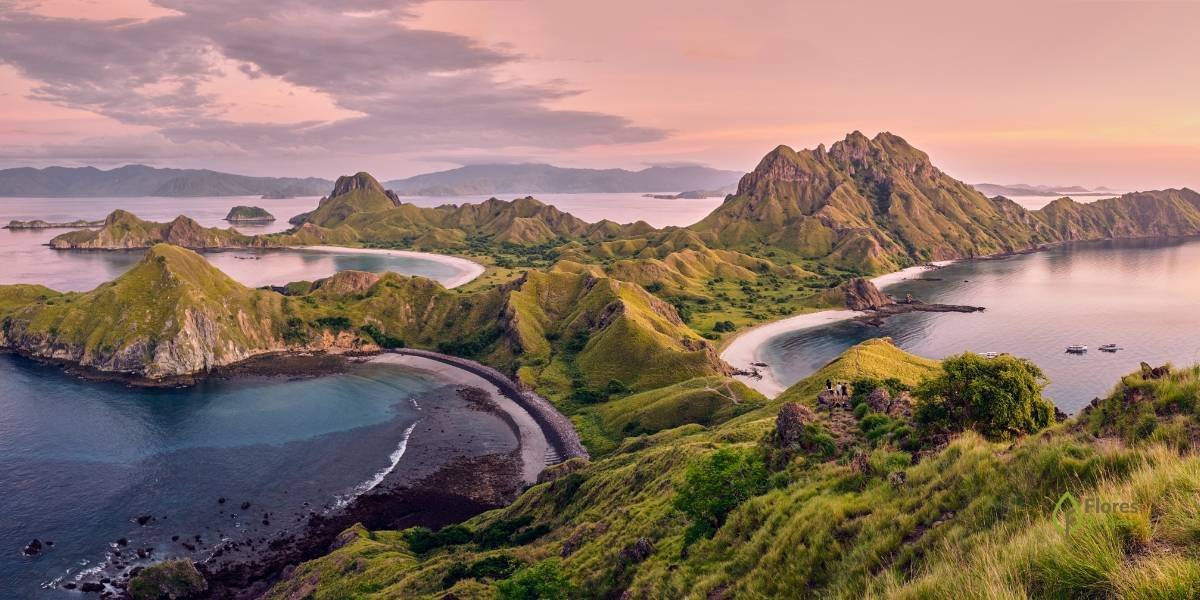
[0,245,286,379]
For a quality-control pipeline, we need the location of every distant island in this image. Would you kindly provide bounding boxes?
[224,205,276,223]
[383,163,743,196]
[972,182,1117,197]
[5,218,104,229]
[643,184,736,199]
[0,162,744,198]
[0,164,333,198]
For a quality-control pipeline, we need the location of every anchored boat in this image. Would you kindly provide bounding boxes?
[1065,344,1088,354]
[1099,344,1120,352]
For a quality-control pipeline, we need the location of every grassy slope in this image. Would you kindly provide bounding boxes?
[266,341,1200,599]
[49,209,254,249]
[0,245,284,376]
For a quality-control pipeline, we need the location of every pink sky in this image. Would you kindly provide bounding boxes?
[1,0,1198,189]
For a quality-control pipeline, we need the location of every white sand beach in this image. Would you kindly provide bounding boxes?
[721,261,953,398]
[294,246,486,289]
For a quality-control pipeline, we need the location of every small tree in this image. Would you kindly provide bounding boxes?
[674,447,769,543]
[914,353,1054,440]
[496,559,572,600]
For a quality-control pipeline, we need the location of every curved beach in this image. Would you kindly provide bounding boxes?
[722,261,953,397]
[293,245,486,289]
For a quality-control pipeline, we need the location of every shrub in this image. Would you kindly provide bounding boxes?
[404,524,473,554]
[311,315,352,331]
[359,323,404,348]
[712,320,736,333]
[475,515,535,549]
[442,554,524,589]
[674,447,769,544]
[496,559,572,600]
[914,353,1055,440]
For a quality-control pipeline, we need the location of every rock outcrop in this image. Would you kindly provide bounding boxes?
[841,278,894,310]
[774,402,819,449]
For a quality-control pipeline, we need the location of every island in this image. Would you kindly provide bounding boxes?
[5,218,104,229]
[223,205,276,223]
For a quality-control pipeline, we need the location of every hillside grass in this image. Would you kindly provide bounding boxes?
[267,344,1200,599]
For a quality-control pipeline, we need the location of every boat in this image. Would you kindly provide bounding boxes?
[981,352,1000,359]
[1065,344,1088,354]
[1099,344,1120,352]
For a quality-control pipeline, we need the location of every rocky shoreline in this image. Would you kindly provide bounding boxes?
[20,347,585,598]
[393,348,590,462]
[198,450,525,600]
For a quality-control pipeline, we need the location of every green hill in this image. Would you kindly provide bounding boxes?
[263,339,1200,599]
[48,210,257,250]
[689,133,1200,274]
[0,245,285,378]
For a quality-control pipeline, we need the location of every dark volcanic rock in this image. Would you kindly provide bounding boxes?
[619,537,655,564]
[774,402,818,449]
[842,278,894,310]
[330,172,387,198]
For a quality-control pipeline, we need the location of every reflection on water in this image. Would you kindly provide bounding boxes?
[763,237,1200,413]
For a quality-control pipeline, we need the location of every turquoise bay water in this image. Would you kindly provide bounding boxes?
[0,356,440,596]
[762,237,1200,413]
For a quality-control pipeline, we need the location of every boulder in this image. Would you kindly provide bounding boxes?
[842,278,894,311]
[775,402,818,449]
[619,537,655,564]
[865,387,892,412]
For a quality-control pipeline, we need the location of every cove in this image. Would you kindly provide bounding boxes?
[0,353,520,597]
[758,237,1200,414]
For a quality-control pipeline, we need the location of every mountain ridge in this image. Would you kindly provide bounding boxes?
[0,164,332,197]
[383,163,743,196]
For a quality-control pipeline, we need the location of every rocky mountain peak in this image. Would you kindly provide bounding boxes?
[330,172,387,199]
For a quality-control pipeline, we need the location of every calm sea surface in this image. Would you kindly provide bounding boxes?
[0,192,722,595]
[0,356,442,596]
[762,237,1200,413]
[0,194,722,291]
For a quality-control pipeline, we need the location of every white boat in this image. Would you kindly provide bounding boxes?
[1066,344,1088,354]
[1099,344,1119,352]
[981,352,1000,359]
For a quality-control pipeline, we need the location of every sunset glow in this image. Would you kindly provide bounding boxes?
[2,0,1198,188]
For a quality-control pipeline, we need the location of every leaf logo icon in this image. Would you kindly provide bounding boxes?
[1053,491,1081,535]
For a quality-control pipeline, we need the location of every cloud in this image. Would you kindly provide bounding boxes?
[0,0,666,167]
